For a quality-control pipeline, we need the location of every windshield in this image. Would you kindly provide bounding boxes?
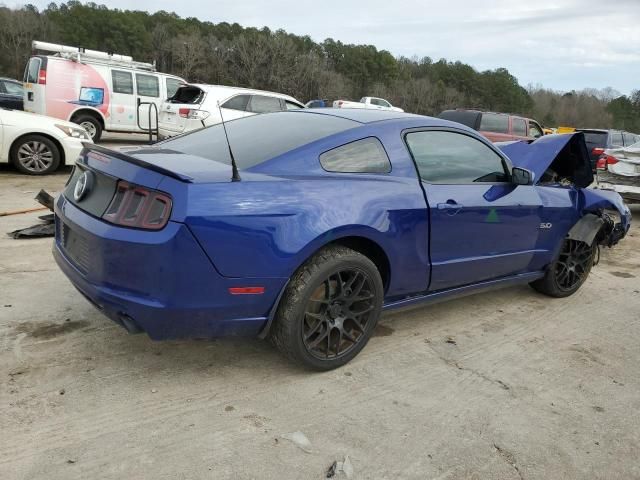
[160,111,358,169]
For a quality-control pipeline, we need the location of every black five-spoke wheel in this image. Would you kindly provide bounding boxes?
[303,269,376,360]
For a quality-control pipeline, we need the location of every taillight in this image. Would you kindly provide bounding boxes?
[102,181,172,230]
[178,108,210,120]
[596,154,619,171]
[592,147,604,156]
[596,158,607,170]
[337,101,344,107]
[603,154,618,165]
[38,68,47,85]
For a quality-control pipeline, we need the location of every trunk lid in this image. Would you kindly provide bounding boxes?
[498,133,593,188]
[159,85,206,135]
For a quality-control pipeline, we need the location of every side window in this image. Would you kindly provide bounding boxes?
[221,94,250,111]
[247,95,283,114]
[405,131,509,184]
[512,118,527,137]
[24,57,41,83]
[623,133,635,146]
[166,78,182,98]
[112,70,133,94]
[4,82,24,95]
[479,113,509,134]
[320,137,391,174]
[136,74,159,97]
[285,100,302,110]
[369,98,390,107]
[611,132,623,147]
[529,121,543,138]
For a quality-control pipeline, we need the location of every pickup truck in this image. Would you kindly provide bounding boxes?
[438,109,544,143]
[333,97,404,112]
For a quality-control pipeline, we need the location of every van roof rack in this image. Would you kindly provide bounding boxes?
[31,40,156,72]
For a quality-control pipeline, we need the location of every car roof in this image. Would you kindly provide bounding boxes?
[302,108,423,124]
[187,83,301,103]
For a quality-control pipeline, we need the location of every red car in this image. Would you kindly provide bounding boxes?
[438,109,544,143]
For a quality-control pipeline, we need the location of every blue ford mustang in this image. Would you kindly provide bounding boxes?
[54,109,631,369]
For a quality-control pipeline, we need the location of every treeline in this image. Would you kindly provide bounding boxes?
[1,1,639,131]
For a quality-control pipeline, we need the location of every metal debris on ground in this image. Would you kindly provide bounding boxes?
[327,456,354,478]
[7,189,55,239]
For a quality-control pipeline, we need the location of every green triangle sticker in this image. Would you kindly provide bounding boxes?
[485,208,500,223]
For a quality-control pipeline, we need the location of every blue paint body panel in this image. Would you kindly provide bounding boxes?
[53,110,631,340]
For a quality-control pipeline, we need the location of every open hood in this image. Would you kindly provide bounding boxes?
[498,133,593,188]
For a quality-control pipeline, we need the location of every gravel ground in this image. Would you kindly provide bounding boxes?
[1,144,639,479]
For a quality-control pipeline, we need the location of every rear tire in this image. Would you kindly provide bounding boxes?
[530,239,596,298]
[270,246,383,370]
[10,134,61,175]
[73,114,102,142]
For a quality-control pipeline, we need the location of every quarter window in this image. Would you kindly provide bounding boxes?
[479,113,509,133]
[623,133,635,146]
[112,70,133,94]
[405,131,509,184]
[285,100,302,110]
[248,95,283,113]
[222,94,250,111]
[320,137,391,173]
[166,78,182,98]
[611,132,623,147]
[512,118,527,137]
[136,74,159,97]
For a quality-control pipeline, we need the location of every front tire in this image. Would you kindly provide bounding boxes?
[270,246,384,370]
[530,239,596,298]
[10,135,61,175]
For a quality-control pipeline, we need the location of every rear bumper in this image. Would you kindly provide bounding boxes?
[53,195,287,339]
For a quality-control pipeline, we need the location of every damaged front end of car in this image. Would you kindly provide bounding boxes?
[499,132,632,249]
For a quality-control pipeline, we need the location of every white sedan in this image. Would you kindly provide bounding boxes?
[0,107,91,175]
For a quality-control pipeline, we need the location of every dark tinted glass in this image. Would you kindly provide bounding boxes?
[438,110,480,129]
[222,94,250,111]
[512,118,527,136]
[479,113,509,133]
[161,111,358,169]
[112,70,133,94]
[405,131,508,184]
[136,74,159,97]
[582,132,607,148]
[248,95,282,113]
[320,137,391,173]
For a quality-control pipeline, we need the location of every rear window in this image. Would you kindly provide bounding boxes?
[437,110,480,129]
[24,57,41,83]
[479,113,509,133]
[161,111,358,170]
[169,86,205,104]
[581,131,607,149]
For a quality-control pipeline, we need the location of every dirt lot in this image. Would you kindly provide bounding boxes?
[1,145,639,479]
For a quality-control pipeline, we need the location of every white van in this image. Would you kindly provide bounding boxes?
[23,41,185,142]
[158,84,304,139]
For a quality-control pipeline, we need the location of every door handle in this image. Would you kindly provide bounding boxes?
[437,200,463,210]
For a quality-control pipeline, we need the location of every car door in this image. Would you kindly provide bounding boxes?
[404,129,543,291]
[109,70,137,131]
[135,73,161,131]
[220,94,252,121]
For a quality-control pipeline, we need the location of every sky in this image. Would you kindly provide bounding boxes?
[15,0,640,94]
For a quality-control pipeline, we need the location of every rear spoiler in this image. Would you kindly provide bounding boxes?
[80,143,194,183]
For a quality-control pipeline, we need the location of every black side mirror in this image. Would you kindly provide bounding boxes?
[512,166,534,185]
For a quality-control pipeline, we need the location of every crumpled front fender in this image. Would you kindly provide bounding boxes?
[576,188,632,246]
